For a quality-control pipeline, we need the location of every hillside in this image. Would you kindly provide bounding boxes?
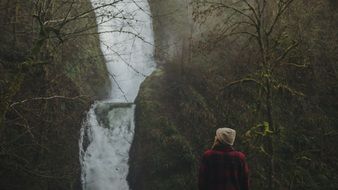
[0,0,110,189]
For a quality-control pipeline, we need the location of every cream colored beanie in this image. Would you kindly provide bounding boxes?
[216,128,236,145]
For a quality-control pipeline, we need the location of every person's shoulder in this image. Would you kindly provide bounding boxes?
[202,148,247,160]
[202,149,217,157]
[231,150,247,160]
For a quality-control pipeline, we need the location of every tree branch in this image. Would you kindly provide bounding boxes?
[274,41,299,63]
[107,72,129,102]
[201,1,257,25]
[222,77,264,91]
[266,0,295,36]
[10,95,88,108]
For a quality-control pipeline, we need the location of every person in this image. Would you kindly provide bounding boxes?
[198,128,249,190]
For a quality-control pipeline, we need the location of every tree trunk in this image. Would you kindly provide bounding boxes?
[266,77,275,190]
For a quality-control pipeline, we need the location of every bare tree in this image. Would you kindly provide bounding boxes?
[193,0,305,189]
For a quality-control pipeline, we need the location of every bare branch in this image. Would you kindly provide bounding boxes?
[62,29,152,46]
[279,62,308,68]
[10,95,88,108]
[274,84,305,96]
[10,107,35,139]
[274,41,299,63]
[59,0,75,27]
[131,0,152,17]
[220,31,258,40]
[56,0,124,27]
[266,0,295,36]
[222,77,264,91]
[107,72,129,102]
[100,40,148,77]
[243,0,259,22]
[200,1,257,25]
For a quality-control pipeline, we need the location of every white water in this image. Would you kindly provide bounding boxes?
[79,0,155,189]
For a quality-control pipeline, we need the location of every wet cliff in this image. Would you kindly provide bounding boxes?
[128,1,202,189]
[0,0,110,189]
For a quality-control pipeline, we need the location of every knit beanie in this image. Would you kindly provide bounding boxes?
[216,128,236,146]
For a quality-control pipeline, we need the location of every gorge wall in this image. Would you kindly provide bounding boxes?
[0,0,110,189]
[128,1,203,190]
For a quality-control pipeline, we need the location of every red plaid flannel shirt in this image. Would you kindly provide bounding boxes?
[198,145,249,190]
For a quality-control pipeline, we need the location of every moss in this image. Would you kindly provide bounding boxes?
[128,68,198,190]
[60,32,110,99]
[50,0,110,99]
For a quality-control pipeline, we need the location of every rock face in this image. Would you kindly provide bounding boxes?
[128,69,198,190]
[127,1,199,190]
[128,1,218,189]
[0,0,110,189]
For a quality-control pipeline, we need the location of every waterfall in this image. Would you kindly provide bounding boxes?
[79,0,155,189]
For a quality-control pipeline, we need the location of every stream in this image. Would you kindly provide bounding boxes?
[79,0,155,189]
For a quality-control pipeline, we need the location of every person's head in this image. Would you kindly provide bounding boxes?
[213,128,236,147]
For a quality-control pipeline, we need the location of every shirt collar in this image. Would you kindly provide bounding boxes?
[212,144,234,152]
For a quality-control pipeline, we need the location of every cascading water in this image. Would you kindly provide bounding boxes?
[79,0,155,189]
